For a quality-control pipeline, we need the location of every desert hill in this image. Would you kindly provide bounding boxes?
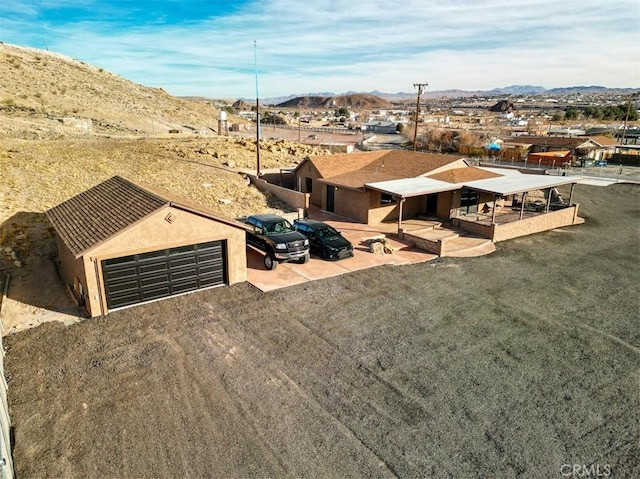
[0,42,225,137]
[276,93,392,109]
[0,42,331,243]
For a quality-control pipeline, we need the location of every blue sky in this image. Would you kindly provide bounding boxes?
[1,1,639,98]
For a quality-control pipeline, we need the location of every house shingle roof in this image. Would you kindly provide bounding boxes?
[505,136,592,149]
[427,167,502,184]
[589,135,618,147]
[307,151,464,189]
[306,150,388,179]
[46,176,245,258]
[527,150,571,157]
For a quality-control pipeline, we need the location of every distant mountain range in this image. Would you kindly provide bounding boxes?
[260,85,639,105]
[275,94,392,109]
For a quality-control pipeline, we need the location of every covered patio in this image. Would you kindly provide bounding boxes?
[454,171,578,220]
[366,169,584,243]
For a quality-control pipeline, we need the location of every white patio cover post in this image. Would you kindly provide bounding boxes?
[545,188,552,213]
[397,197,405,235]
[492,193,498,224]
[519,192,527,220]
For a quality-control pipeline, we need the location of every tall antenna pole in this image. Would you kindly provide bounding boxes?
[413,82,428,151]
[254,40,261,176]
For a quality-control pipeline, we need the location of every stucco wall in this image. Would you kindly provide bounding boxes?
[403,196,425,219]
[82,255,102,317]
[367,189,398,224]
[437,191,455,219]
[367,194,425,225]
[330,187,369,223]
[72,206,247,317]
[295,161,323,206]
[55,235,90,309]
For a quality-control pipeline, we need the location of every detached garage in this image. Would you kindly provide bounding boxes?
[46,176,247,317]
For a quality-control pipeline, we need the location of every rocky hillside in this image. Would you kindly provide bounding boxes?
[0,42,331,229]
[276,93,392,109]
[0,42,225,138]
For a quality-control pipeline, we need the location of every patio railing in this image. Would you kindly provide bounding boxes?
[452,205,581,242]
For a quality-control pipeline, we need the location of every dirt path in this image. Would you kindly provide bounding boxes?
[3,183,640,478]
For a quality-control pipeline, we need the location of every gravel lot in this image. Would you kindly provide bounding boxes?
[4,183,639,478]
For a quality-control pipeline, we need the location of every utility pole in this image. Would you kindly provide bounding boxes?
[254,40,261,176]
[413,82,428,151]
[620,94,636,146]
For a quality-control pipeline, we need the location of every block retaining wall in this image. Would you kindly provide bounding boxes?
[248,174,310,211]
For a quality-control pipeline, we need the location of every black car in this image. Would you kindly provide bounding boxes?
[293,219,354,260]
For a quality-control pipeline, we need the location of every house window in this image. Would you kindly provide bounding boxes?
[381,193,395,205]
[460,187,479,214]
[305,177,313,193]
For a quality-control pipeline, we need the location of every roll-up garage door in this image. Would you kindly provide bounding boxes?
[102,240,226,310]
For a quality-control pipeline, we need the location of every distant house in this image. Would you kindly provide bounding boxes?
[317,143,354,154]
[586,127,640,146]
[362,121,398,134]
[46,176,248,317]
[548,127,586,136]
[527,150,573,167]
[501,135,618,164]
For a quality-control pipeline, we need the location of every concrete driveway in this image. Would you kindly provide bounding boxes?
[246,211,438,292]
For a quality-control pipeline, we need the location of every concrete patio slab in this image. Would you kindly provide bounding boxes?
[245,224,438,292]
[244,206,498,292]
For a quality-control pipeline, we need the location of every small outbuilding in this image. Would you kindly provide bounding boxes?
[46,176,247,317]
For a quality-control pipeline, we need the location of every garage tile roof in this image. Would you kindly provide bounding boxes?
[309,150,464,189]
[46,176,168,257]
[46,176,246,258]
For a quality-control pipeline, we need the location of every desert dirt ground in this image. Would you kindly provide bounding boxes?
[2,182,639,478]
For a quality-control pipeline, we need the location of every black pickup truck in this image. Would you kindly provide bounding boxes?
[244,214,310,270]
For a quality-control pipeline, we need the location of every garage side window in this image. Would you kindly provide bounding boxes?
[305,177,313,193]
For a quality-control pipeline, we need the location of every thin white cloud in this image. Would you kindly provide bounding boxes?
[1,0,638,97]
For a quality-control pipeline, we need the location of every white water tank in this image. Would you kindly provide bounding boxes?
[218,111,227,121]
